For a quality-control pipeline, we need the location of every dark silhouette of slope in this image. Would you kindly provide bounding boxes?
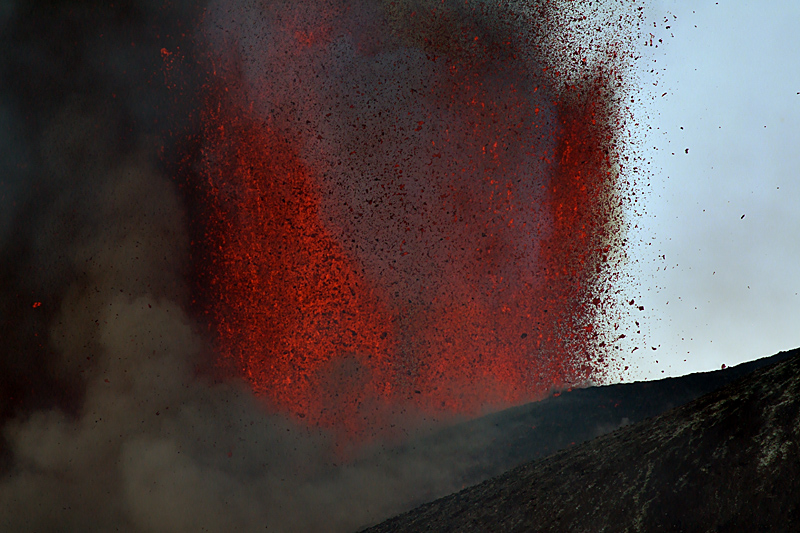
[364,347,800,532]
[373,349,797,495]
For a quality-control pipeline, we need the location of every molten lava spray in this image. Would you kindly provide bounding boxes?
[0,0,645,531]
[195,0,631,439]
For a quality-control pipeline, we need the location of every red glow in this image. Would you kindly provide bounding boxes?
[194,1,627,440]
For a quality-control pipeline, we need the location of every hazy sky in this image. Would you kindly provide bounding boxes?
[625,0,800,379]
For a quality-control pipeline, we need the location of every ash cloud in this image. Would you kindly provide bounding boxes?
[0,0,640,530]
[0,1,521,531]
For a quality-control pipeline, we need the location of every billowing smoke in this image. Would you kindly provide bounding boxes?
[0,0,638,531]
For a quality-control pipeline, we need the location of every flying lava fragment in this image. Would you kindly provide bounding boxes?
[191,0,633,439]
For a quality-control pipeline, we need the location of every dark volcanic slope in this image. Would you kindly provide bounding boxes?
[365,348,800,532]
[377,349,797,497]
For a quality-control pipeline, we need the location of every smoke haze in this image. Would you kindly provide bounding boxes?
[0,1,639,531]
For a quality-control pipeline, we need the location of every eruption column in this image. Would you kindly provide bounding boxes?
[196,0,625,438]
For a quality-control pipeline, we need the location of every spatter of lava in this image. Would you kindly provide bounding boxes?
[191,0,634,439]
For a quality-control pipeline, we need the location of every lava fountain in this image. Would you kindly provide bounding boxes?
[192,0,631,439]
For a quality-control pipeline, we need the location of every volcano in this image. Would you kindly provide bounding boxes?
[0,1,671,531]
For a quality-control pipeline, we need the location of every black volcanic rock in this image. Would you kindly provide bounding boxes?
[364,348,800,532]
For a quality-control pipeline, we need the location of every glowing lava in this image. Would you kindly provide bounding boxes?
[194,0,628,439]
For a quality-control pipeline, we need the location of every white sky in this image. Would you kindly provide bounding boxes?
[623,0,800,380]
